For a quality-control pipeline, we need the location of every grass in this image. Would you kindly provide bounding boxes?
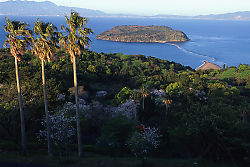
[0,151,235,167]
[0,139,237,167]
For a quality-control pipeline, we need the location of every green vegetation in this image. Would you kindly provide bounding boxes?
[0,47,249,165]
[0,14,250,167]
[96,25,189,43]
[0,150,235,167]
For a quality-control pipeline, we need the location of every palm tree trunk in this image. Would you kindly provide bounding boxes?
[165,104,168,116]
[42,60,53,157]
[133,101,137,121]
[73,56,83,157]
[15,57,27,155]
[142,97,145,110]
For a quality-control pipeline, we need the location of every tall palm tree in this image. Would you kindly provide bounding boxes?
[32,19,59,157]
[60,11,93,157]
[162,98,172,116]
[3,17,32,155]
[140,86,149,111]
[129,90,140,121]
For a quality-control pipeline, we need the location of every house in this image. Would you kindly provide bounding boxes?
[196,61,222,71]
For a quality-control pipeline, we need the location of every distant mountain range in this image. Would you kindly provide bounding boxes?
[0,0,106,16]
[1,0,250,20]
[154,11,250,20]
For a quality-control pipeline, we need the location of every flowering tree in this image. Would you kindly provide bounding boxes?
[127,125,161,161]
[38,102,76,154]
[115,100,138,120]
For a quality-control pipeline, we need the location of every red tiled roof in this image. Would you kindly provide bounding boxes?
[196,61,222,71]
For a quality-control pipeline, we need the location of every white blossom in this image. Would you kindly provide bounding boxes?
[127,125,161,159]
[114,100,137,119]
[195,90,208,101]
[38,102,76,147]
[96,91,108,97]
[57,93,66,101]
[151,89,166,97]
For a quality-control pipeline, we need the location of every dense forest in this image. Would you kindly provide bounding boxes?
[0,12,250,167]
[0,46,249,164]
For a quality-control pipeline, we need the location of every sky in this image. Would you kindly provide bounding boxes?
[1,0,250,16]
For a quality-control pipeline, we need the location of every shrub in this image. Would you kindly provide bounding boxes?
[96,116,134,155]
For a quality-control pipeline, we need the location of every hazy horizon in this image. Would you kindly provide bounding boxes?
[1,0,250,16]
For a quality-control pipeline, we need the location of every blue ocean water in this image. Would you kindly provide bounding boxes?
[1,16,250,68]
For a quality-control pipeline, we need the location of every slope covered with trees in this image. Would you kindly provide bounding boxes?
[0,47,249,164]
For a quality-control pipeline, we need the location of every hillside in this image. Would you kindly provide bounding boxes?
[1,1,250,20]
[0,0,105,16]
[154,11,250,20]
[194,11,250,20]
[0,47,249,165]
[96,25,190,43]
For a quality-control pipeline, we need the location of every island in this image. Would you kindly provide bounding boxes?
[96,25,190,43]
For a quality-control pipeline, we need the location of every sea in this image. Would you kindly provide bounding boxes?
[1,16,250,69]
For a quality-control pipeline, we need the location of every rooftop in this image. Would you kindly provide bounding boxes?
[196,61,222,71]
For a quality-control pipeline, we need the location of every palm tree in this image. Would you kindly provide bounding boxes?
[32,19,59,156]
[129,90,140,121]
[140,86,149,111]
[162,98,172,116]
[3,17,32,155]
[60,11,93,157]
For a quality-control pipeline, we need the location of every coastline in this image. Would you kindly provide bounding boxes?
[95,38,190,43]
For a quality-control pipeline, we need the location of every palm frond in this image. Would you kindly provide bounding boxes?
[3,17,32,61]
[60,11,93,61]
[32,20,59,62]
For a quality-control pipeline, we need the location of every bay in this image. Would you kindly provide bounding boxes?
[1,16,250,68]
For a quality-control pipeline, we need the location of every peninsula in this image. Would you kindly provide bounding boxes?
[96,25,190,43]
